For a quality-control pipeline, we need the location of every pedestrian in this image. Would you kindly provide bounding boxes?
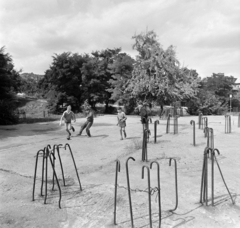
[59,105,76,140]
[117,107,127,140]
[77,107,94,137]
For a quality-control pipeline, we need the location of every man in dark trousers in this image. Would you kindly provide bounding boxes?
[77,107,94,137]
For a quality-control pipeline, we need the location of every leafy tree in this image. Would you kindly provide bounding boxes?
[0,47,19,124]
[39,52,87,112]
[126,30,200,107]
[108,53,135,113]
[81,48,121,112]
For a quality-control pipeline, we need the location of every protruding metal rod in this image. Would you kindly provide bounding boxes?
[166,114,171,133]
[213,149,235,205]
[126,157,135,228]
[150,161,161,228]
[64,143,82,191]
[48,152,62,209]
[154,120,159,143]
[190,120,196,146]
[41,149,45,196]
[174,116,178,134]
[32,149,44,201]
[114,159,121,225]
[44,147,49,204]
[198,112,203,129]
[142,166,152,228]
[56,144,65,186]
[169,158,178,212]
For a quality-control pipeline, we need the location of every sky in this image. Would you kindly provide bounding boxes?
[0,0,240,81]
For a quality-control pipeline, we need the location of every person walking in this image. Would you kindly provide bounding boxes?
[77,107,94,137]
[117,107,127,140]
[59,105,76,140]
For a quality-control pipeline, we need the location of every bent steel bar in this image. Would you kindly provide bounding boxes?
[114,159,121,225]
[48,152,62,209]
[190,120,196,146]
[169,158,178,212]
[51,145,58,191]
[213,149,235,205]
[64,143,82,191]
[174,116,178,134]
[200,147,213,205]
[126,157,135,228]
[150,161,161,228]
[166,114,171,133]
[204,126,208,138]
[32,149,45,201]
[154,120,160,143]
[225,115,231,133]
[198,112,203,129]
[44,146,50,204]
[144,129,149,161]
[208,128,214,149]
[142,166,152,228]
[56,144,65,186]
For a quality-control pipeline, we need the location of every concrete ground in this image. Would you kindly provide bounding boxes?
[0,115,240,228]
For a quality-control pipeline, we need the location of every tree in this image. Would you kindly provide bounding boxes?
[107,53,135,113]
[38,52,87,113]
[0,47,20,124]
[81,48,121,111]
[126,30,200,106]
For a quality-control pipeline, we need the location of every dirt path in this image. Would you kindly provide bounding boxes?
[0,115,240,228]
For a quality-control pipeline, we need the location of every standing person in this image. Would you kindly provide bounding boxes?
[59,105,76,140]
[117,107,127,140]
[77,107,94,137]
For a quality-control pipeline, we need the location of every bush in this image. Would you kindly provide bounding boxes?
[0,99,19,125]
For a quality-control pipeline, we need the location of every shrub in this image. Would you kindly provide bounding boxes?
[0,99,19,125]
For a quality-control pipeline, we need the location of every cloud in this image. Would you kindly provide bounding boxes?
[0,0,239,81]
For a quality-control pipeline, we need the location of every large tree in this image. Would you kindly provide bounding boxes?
[0,47,21,124]
[38,52,87,112]
[81,48,121,111]
[126,30,200,106]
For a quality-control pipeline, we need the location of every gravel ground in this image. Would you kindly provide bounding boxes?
[0,114,240,228]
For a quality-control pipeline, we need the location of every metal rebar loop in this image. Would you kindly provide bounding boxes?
[126,157,135,228]
[142,166,152,228]
[114,159,121,225]
[150,161,161,228]
[190,120,196,146]
[169,158,178,212]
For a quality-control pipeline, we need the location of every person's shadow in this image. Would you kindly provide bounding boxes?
[90,134,109,138]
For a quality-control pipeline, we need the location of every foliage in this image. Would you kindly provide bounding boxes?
[0,47,21,124]
[185,73,235,115]
[126,30,200,106]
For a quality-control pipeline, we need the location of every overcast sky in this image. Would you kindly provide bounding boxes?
[0,0,240,81]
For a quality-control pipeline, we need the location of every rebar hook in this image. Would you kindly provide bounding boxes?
[114,159,121,225]
[150,161,161,228]
[169,158,178,212]
[126,157,135,228]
